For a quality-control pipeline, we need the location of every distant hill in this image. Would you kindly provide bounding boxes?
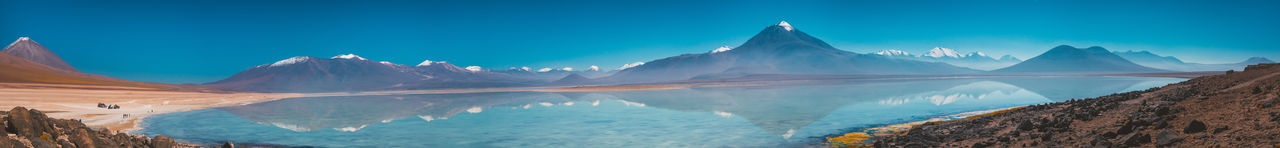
[1114,50,1273,72]
[991,45,1168,74]
[603,21,978,83]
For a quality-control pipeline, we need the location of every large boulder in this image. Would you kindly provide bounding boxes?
[5,107,49,138]
[71,128,96,148]
[151,135,175,148]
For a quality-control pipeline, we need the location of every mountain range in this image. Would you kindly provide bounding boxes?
[6,22,1267,93]
[873,47,1022,70]
[1113,50,1273,72]
[201,54,545,92]
[991,45,1168,74]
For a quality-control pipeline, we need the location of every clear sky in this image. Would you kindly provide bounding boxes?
[2,0,1278,84]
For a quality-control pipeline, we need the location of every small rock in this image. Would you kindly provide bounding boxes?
[1089,138,1112,148]
[972,140,994,148]
[1184,120,1206,134]
[1156,130,1183,146]
[1212,126,1230,134]
[220,141,236,148]
[1117,121,1141,134]
[1119,133,1151,146]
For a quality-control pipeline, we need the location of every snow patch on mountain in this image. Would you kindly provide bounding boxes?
[777,21,794,31]
[332,54,366,60]
[923,47,965,58]
[967,52,986,57]
[710,46,732,53]
[618,62,645,70]
[464,66,483,72]
[417,60,446,66]
[874,50,911,56]
[270,56,312,67]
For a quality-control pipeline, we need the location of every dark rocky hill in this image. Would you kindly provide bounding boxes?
[874,63,1280,147]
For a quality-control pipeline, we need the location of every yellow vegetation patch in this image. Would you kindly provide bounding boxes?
[827,132,872,147]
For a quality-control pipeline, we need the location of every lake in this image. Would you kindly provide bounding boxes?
[137,76,1185,147]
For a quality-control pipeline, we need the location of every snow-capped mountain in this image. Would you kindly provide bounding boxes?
[991,45,1167,74]
[1114,50,1274,71]
[922,47,965,58]
[871,47,1021,70]
[601,21,979,83]
[2,37,78,72]
[1,37,222,92]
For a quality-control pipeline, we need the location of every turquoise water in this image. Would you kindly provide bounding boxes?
[138,77,1184,147]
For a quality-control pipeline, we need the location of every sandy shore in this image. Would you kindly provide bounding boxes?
[0,82,302,131]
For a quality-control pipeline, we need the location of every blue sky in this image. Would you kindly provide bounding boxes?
[2,0,1278,84]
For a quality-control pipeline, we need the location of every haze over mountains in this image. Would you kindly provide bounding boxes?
[1114,50,1273,72]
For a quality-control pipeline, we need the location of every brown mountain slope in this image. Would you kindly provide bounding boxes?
[0,52,225,92]
[874,63,1280,147]
[2,37,78,72]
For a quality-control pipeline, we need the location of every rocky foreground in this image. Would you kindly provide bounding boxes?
[0,106,203,148]
[874,63,1280,147]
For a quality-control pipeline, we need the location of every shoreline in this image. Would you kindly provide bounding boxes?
[0,82,303,132]
[825,106,1027,146]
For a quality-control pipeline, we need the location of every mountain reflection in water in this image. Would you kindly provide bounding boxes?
[139,76,1184,147]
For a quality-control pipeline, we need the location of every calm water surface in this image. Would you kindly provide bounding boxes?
[139,77,1184,147]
